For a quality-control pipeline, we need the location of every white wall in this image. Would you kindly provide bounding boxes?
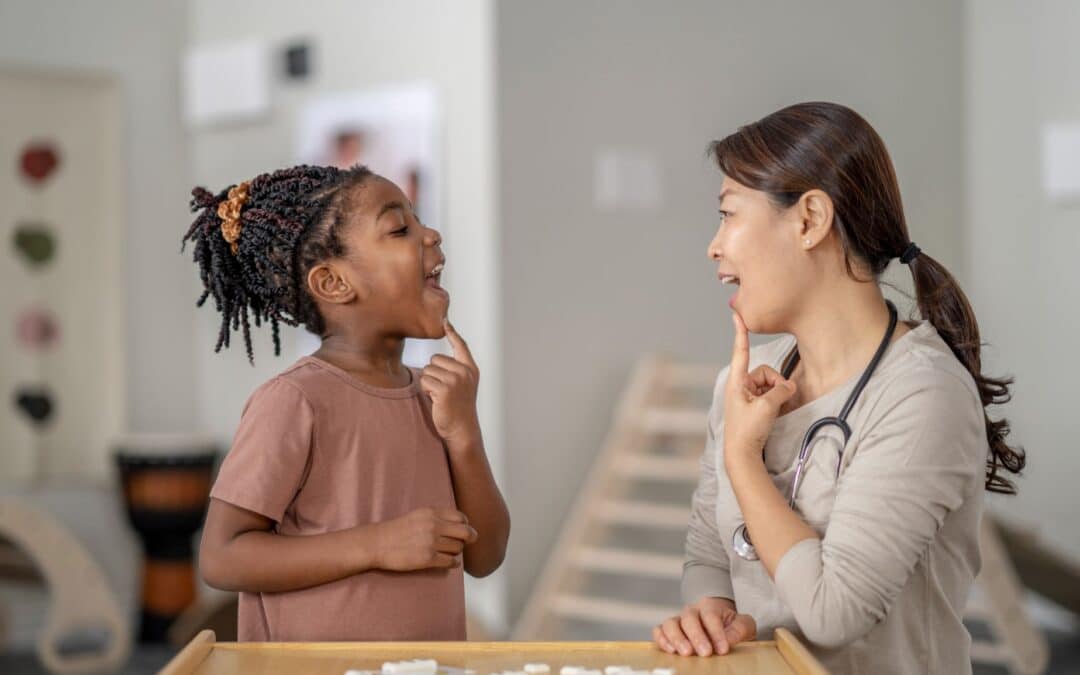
[0,0,197,435]
[187,0,504,631]
[966,0,1080,559]
[496,0,966,622]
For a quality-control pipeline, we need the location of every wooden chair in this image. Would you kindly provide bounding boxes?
[0,497,131,674]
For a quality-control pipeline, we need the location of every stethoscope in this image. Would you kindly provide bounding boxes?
[731,300,899,562]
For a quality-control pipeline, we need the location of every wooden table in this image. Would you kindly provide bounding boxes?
[159,629,828,675]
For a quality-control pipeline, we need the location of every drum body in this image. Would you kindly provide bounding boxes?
[115,436,217,642]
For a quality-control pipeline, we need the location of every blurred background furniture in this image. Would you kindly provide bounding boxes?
[0,497,131,674]
[114,434,218,643]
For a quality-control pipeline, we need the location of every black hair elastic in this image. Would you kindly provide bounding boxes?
[899,242,922,265]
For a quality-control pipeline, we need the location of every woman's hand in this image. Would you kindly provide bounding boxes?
[723,312,797,468]
[653,597,757,656]
[421,319,481,451]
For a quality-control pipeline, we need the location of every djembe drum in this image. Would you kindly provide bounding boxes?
[114,434,218,642]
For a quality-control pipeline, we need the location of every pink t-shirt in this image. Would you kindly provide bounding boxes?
[209,356,466,642]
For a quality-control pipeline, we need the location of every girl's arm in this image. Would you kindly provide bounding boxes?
[443,434,510,578]
[420,320,511,578]
[199,499,477,593]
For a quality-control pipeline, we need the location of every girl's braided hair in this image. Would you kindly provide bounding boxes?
[182,164,373,364]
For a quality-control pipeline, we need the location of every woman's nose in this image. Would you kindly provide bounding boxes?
[424,227,442,247]
[707,230,723,260]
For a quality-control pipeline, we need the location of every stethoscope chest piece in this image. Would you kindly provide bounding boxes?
[732,523,759,561]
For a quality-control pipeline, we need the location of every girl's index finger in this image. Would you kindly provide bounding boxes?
[729,312,751,383]
[443,318,476,368]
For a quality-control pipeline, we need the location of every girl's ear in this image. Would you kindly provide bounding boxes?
[307,263,359,305]
[795,188,835,250]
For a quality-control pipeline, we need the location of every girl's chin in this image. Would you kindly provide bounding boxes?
[414,313,448,339]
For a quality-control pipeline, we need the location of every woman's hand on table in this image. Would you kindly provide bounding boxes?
[653,597,757,656]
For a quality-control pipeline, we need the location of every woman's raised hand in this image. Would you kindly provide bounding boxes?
[722,312,797,466]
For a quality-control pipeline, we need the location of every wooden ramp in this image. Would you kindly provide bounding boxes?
[513,355,714,640]
[513,355,1056,675]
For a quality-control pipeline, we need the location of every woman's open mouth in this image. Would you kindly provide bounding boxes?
[719,273,740,308]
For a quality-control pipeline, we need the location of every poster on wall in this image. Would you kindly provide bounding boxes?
[293,82,443,367]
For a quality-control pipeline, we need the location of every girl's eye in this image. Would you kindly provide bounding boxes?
[392,225,409,236]
[718,209,731,221]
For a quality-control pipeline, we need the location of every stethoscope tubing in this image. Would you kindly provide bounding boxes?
[731,300,899,561]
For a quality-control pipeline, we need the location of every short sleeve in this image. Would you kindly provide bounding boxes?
[210,378,315,523]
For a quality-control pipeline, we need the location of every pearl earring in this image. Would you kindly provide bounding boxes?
[805,239,812,246]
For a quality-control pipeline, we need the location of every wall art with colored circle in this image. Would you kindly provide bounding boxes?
[1,68,126,484]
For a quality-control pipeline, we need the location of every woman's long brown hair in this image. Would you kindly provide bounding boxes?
[710,101,1024,494]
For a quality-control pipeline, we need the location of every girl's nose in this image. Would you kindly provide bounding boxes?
[424,227,442,247]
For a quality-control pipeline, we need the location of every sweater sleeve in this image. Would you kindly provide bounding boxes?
[682,366,736,604]
[772,368,984,648]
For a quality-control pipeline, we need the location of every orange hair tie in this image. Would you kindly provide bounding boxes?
[216,180,251,255]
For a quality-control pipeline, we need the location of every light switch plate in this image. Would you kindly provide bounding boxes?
[183,40,271,128]
[594,149,662,212]
[1042,122,1080,203]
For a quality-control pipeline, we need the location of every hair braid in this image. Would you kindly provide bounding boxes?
[182,164,373,363]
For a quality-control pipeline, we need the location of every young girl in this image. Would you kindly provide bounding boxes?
[184,164,510,642]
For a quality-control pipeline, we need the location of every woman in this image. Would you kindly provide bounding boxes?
[653,102,1023,674]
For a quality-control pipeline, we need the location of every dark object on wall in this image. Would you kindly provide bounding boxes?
[284,42,311,80]
[115,438,219,643]
[13,223,57,267]
[19,142,61,184]
[14,387,54,426]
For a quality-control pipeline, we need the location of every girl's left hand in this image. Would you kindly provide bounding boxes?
[723,312,798,467]
[420,319,482,450]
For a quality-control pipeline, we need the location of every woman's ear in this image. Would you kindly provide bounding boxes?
[307,263,359,305]
[796,189,835,250]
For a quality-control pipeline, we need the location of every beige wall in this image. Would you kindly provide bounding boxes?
[496,0,966,622]
[965,0,1080,560]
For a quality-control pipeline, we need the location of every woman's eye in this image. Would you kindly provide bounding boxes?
[392,225,409,236]
[718,209,731,221]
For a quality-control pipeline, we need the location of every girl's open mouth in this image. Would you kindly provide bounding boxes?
[425,262,448,297]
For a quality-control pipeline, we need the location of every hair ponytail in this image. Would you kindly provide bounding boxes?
[906,251,1024,493]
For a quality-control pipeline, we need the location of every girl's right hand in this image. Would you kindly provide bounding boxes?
[653,597,757,656]
[371,507,478,571]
